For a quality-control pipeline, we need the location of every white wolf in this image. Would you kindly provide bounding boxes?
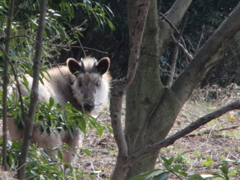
[7,57,112,168]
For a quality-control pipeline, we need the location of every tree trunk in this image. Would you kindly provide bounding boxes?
[17,0,47,179]
[125,0,192,179]
[1,0,15,171]
[125,0,240,179]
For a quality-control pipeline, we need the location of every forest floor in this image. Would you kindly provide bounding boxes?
[1,84,240,180]
[78,84,240,180]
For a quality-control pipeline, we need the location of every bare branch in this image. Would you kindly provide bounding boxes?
[185,125,240,138]
[159,11,188,52]
[171,34,193,61]
[54,45,108,55]
[130,100,240,165]
[166,15,188,87]
[0,35,108,56]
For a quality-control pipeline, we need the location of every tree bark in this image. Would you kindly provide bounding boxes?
[17,0,47,179]
[109,0,240,179]
[110,1,151,179]
[125,0,192,179]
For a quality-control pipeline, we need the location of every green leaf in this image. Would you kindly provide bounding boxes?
[46,126,51,135]
[188,174,204,180]
[219,164,229,175]
[57,149,63,161]
[36,124,44,134]
[68,126,74,138]
[78,118,87,134]
[161,156,174,166]
[153,172,169,180]
[129,169,161,180]
[82,148,91,156]
[48,97,55,109]
[173,164,182,172]
[46,118,52,126]
[202,157,214,167]
[173,165,188,177]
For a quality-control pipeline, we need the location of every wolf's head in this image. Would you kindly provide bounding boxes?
[67,57,111,114]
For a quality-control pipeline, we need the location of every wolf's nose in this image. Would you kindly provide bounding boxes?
[84,102,94,112]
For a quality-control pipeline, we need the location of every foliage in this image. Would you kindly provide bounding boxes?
[0,0,115,68]
[130,153,239,180]
[8,95,104,138]
[0,86,107,179]
[0,139,90,179]
[0,0,114,178]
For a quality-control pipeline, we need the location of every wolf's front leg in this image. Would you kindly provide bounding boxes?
[62,129,84,169]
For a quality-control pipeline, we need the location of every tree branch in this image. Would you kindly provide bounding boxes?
[17,0,47,179]
[172,2,240,103]
[165,0,192,26]
[1,0,15,171]
[166,15,189,87]
[171,34,193,61]
[129,100,240,165]
[185,125,240,138]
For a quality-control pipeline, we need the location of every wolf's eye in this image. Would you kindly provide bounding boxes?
[96,81,100,87]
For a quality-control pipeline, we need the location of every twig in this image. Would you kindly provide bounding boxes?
[54,45,108,54]
[195,24,205,54]
[0,35,108,55]
[166,14,188,87]
[185,125,240,137]
[159,11,186,47]
[171,34,193,61]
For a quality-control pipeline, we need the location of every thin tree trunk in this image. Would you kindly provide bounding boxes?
[165,15,188,87]
[1,0,15,171]
[17,0,47,179]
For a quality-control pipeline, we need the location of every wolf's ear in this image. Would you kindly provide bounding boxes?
[67,58,83,75]
[96,57,110,75]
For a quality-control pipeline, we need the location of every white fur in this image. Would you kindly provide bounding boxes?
[7,57,111,169]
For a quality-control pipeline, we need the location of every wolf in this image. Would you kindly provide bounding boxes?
[7,56,111,168]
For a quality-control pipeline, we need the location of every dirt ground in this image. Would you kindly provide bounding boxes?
[78,85,240,179]
[1,84,240,179]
